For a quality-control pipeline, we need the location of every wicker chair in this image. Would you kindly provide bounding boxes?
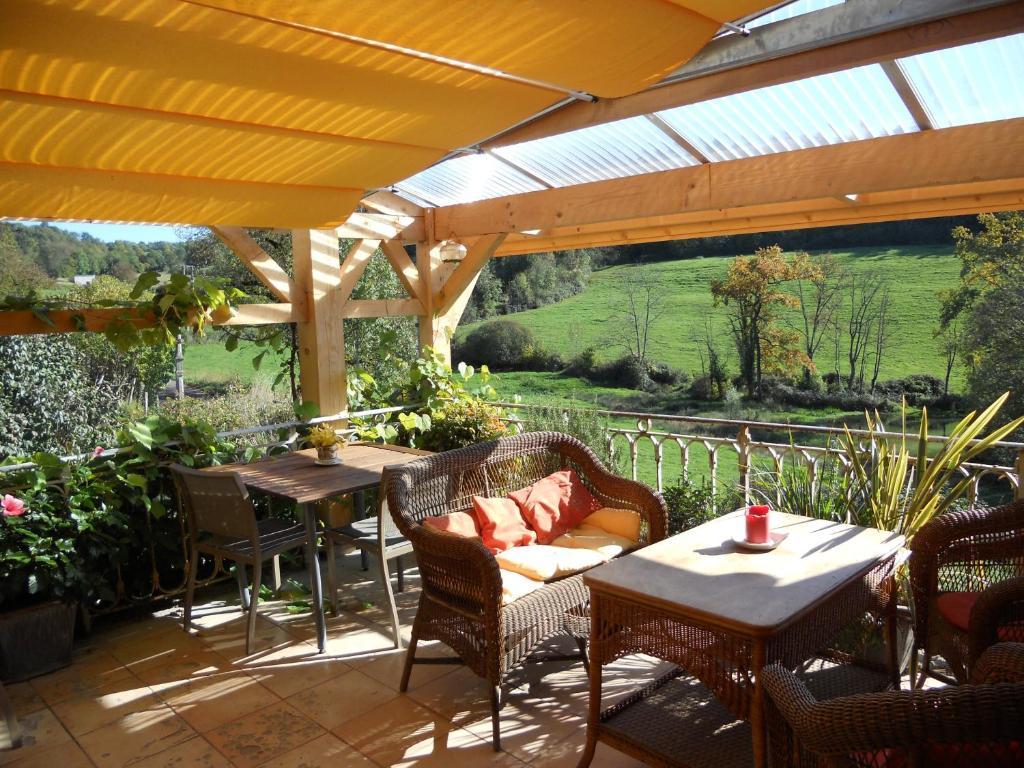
[384,431,667,751]
[908,500,1024,685]
[763,642,1024,768]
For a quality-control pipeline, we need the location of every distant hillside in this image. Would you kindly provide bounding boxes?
[1,222,187,282]
[460,245,963,387]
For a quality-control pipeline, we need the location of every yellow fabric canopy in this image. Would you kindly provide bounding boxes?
[0,0,770,227]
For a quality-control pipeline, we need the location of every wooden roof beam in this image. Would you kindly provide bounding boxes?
[437,117,1024,239]
[880,60,935,131]
[482,1,1024,149]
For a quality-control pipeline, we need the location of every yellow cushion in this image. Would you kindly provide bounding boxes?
[581,507,641,543]
[499,569,544,605]
[551,524,636,558]
[495,545,607,582]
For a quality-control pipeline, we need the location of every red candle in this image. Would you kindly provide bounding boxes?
[745,505,770,544]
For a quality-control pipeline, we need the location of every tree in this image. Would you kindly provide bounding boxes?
[612,266,666,367]
[868,284,895,393]
[695,319,729,400]
[711,245,819,397]
[0,224,50,296]
[794,252,843,385]
[942,213,1024,421]
[843,273,885,391]
[936,318,964,396]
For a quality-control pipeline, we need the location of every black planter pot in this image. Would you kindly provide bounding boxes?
[0,602,76,682]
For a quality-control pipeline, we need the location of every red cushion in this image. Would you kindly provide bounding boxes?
[472,496,537,554]
[937,591,978,632]
[937,591,1024,641]
[422,511,480,539]
[508,469,602,544]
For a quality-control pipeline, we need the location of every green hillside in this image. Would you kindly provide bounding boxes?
[461,246,963,387]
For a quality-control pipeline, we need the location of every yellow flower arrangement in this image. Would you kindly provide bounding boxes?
[307,424,342,448]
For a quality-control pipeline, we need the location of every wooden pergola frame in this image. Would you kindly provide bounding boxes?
[2,0,1022,420]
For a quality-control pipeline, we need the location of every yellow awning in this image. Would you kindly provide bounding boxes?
[0,0,770,227]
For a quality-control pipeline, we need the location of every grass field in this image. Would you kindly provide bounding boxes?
[460,245,963,388]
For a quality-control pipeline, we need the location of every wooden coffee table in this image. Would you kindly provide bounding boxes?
[579,511,904,768]
[203,443,427,652]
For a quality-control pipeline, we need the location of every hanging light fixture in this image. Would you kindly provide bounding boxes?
[440,239,467,263]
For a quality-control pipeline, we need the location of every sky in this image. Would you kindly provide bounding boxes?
[21,221,187,243]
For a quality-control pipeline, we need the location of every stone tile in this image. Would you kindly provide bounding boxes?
[204,703,323,768]
[347,644,457,692]
[230,642,349,700]
[406,667,492,726]
[51,675,162,737]
[0,708,73,766]
[107,627,208,672]
[0,740,94,768]
[29,651,133,706]
[128,736,232,768]
[286,669,398,731]
[161,674,280,733]
[78,704,196,768]
[196,620,296,664]
[1,683,44,717]
[463,694,583,766]
[134,650,241,696]
[258,733,376,768]
[529,737,648,768]
[334,695,476,768]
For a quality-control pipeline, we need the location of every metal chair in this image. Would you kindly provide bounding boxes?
[323,479,412,649]
[171,464,324,655]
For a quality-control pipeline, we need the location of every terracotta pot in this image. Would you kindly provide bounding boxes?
[0,602,76,682]
[316,444,341,463]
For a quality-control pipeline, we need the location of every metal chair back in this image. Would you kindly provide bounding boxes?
[170,464,258,544]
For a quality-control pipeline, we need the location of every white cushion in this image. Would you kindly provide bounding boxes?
[499,569,544,605]
[551,524,636,558]
[495,545,607,582]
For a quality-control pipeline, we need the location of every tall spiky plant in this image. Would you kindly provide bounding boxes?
[841,392,1024,542]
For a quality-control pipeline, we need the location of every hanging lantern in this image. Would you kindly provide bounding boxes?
[440,239,467,263]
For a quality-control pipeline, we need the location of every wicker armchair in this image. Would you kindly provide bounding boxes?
[384,431,667,751]
[763,643,1024,768]
[908,500,1024,685]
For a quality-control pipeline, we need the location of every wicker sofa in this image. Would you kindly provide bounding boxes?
[383,431,667,750]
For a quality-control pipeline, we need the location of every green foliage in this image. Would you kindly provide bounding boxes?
[750,450,850,522]
[517,401,618,471]
[0,336,118,458]
[840,395,1024,542]
[455,319,560,372]
[662,476,740,535]
[152,381,294,436]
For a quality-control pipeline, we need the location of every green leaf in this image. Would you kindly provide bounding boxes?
[130,271,160,299]
[252,351,267,371]
[224,334,239,352]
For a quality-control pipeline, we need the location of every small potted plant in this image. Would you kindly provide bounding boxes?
[308,424,344,465]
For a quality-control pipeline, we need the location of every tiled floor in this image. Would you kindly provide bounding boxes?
[0,551,657,768]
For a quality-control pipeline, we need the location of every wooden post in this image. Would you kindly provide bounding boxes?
[1016,449,1024,501]
[293,229,347,421]
[416,234,506,365]
[737,425,752,505]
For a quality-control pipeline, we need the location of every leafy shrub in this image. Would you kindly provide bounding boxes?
[563,347,598,378]
[750,451,849,522]
[662,476,741,535]
[591,355,649,389]
[648,363,688,387]
[518,402,618,471]
[0,336,118,458]
[416,398,508,453]
[152,379,294,436]
[455,320,561,371]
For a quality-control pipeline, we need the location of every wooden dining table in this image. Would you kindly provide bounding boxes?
[202,442,428,652]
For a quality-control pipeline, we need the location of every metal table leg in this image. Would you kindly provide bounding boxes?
[302,502,327,653]
[354,490,368,571]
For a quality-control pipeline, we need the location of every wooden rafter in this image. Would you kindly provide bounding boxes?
[436,234,507,316]
[360,190,424,217]
[211,226,298,304]
[481,2,1024,149]
[880,60,935,131]
[341,299,424,318]
[380,240,423,301]
[436,118,1024,240]
[338,239,381,302]
[335,212,424,242]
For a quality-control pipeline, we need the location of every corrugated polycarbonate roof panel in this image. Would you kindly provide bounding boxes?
[897,34,1024,129]
[395,152,546,207]
[744,0,843,30]
[492,116,700,187]
[655,64,917,162]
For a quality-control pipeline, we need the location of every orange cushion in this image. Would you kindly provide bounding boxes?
[936,591,1024,641]
[508,469,602,544]
[472,495,537,554]
[422,511,480,538]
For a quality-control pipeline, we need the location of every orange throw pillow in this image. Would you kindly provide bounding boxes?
[508,469,602,544]
[422,511,480,539]
[472,496,537,554]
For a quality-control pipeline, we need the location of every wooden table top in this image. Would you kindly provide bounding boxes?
[584,511,903,637]
[202,443,429,505]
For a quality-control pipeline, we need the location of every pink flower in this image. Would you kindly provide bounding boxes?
[92,447,105,458]
[1,495,25,517]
